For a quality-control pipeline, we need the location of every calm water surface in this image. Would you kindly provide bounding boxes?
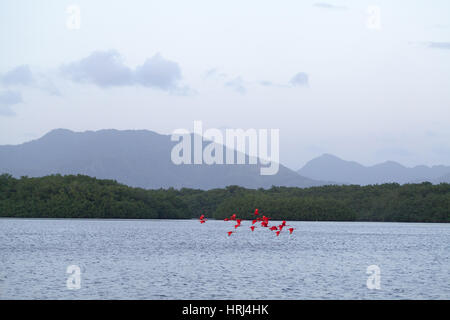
[0,218,449,299]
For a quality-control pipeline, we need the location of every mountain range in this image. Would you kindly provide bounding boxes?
[1,129,449,189]
[0,129,324,189]
[298,153,450,185]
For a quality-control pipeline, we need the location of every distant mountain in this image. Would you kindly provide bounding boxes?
[0,129,325,190]
[298,153,450,185]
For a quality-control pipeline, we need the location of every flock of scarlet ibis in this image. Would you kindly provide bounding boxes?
[199,209,294,237]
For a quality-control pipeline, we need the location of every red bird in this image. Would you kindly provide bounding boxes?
[278,225,284,231]
[276,231,281,236]
[234,224,240,229]
[252,219,257,225]
[224,218,229,221]
[288,228,294,234]
[199,214,205,220]
[227,231,233,236]
[230,214,236,220]
[250,226,256,232]
[254,208,259,215]
[200,220,206,224]
[269,226,278,231]
[236,219,241,225]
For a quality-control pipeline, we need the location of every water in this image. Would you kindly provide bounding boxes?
[0,218,449,299]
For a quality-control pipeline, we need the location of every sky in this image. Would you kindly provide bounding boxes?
[0,0,449,170]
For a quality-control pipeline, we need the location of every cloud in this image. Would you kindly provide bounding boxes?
[225,77,246,94]
[61,50,184,92]
[205,68,309,92]
[204,67,228,80]
[135,53,181,90]
[428,42,450,50]
[61,50,134,87]
[1,65,60,96]
[290,72,309,86]
[205,68,218,78]
[259,80,291,88]
[1,65,34,86]
[0,90,22,116]
[257,73,311,89]
[260,80,274,87]
[313,2,347,10]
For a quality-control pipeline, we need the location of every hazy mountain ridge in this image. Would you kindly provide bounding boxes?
[298,153,450,185]
[0,129,325,190]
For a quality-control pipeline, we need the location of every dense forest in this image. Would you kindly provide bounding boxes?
[0,173,449,222]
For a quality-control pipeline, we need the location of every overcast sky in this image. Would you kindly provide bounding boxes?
[1,0,449,170]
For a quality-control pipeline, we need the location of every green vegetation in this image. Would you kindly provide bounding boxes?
[0,173,449,222]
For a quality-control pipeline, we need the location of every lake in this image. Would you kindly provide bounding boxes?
[0,218,449,299]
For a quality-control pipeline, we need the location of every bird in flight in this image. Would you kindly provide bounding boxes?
[198,208,295,238]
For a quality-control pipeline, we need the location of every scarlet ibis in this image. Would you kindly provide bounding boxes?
[230,214,236,220]
[200,220,206,224]
[236,219,241,225]
[250,226,256,232]
[234,224,241,229]
[199,214,205,220]
[252,219,257,225]
[276,231,281,236]
[278,225,284,231]
[288,228,294,234]
[227,231,233,236]
[254,208,259,215]
[269,226,278,231]
[224,218,229,221]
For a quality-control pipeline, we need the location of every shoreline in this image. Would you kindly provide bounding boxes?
[1,217,448,224]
